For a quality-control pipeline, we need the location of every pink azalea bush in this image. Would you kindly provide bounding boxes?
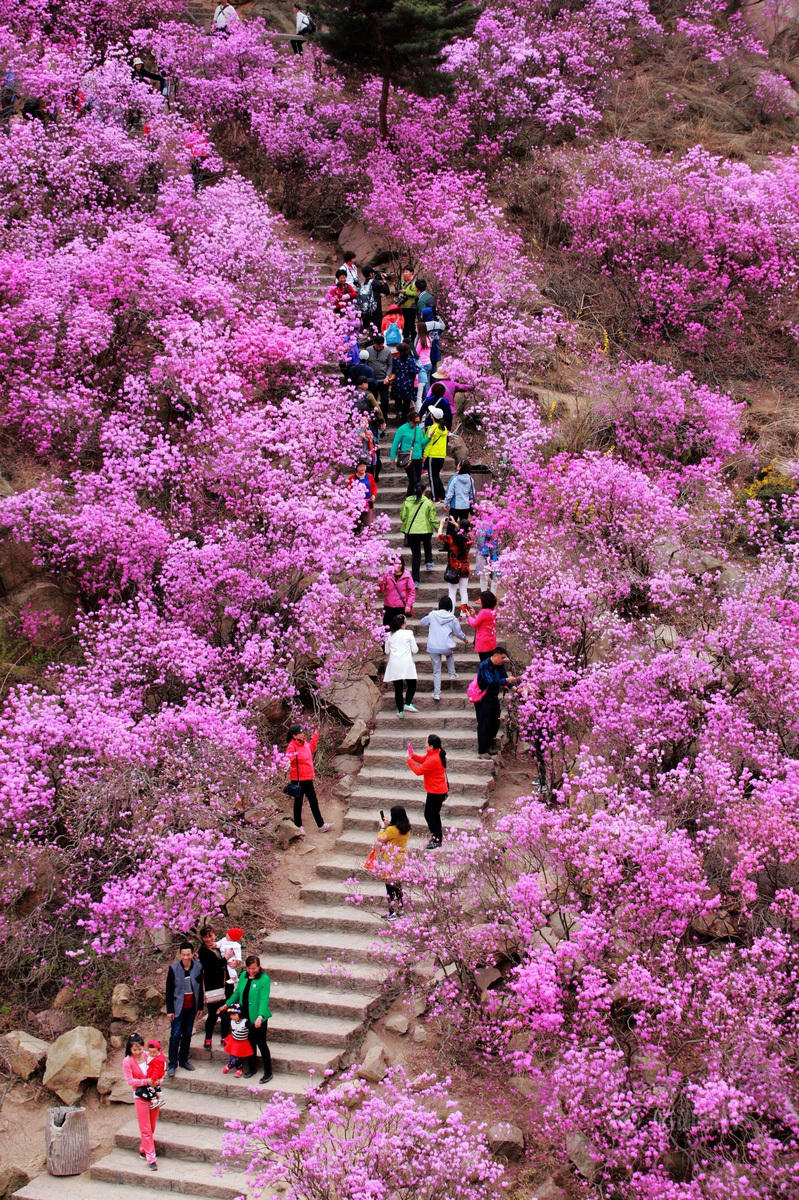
[221,1065,507,1199]
[1,0,799,1193]
[562,140,799,356]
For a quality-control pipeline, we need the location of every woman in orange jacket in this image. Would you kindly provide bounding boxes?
[406,734,448,850]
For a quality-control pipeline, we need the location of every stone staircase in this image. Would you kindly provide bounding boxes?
[15,259,500,1199]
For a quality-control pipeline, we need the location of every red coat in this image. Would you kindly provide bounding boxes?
[327,283,357,313]
[348,471,378,511]
[407,748,447,794]
[287,731,319,781]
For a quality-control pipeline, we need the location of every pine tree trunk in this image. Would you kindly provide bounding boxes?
[45,1106,90,1176]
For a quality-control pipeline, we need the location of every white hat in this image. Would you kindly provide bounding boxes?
[359,350,370,361]
[432,368,447,380]
[428,406,444,420]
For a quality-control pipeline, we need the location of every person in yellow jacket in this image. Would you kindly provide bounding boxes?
[400,484,438,582]
[369,805,411,919]
[422,407,448,501]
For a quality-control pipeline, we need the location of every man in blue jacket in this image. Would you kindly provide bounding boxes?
[165,942,204,1076]
[475,646,517,757]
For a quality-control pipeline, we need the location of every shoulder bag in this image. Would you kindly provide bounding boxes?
[396,426,418,470]
[283,751,302,802]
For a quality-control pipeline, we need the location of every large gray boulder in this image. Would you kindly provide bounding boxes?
[357,1045,388,1083]
[0,1030,49,1079]
[325,678,380,727]
[43,1026,107,1105]
[488,1121,525,1160]
[111,983,139,1023]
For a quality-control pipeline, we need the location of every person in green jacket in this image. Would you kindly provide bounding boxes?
[400,484,439,582]
[223,955,272,1082]
[390,410,429,495]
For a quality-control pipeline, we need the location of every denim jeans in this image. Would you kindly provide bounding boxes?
[168,1006,196,1068]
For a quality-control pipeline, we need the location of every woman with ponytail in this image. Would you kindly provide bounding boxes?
[406,734,448,849]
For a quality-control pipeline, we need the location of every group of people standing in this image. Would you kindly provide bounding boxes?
[122,925,273,1170]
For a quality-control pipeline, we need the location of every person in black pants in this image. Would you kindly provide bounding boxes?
[475,646,518,757]
[286,726,332,834]
[223,955,273,1084]
[401,485,437,583]
[198,926,231,1049]
[165,943,204,1075]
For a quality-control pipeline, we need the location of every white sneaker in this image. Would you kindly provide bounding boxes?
[320,823,333,832]
[296,826,306,837]
[432,693,440,702]
[448,671,458,680]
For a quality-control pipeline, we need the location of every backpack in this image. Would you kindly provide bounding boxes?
[385,321,402,347]
[356,280,376,313]
[302,13,316,34]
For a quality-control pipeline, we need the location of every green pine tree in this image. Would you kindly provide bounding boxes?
[313,0,479,139]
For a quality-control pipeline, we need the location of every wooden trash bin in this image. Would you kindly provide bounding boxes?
[45,1106,90,1176]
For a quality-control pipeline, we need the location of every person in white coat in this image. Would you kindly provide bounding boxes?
[292,5,313,53]
[384,613,419,716]
[420,596,465,701]
[213,2,239,32]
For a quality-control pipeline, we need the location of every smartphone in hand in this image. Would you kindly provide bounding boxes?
[407,742,414,757]
[380,809,385,823]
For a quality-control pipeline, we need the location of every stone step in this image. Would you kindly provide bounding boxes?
[155,1088,263,1129]
[335,821,480,855]
[300,876,388,905]
[117,1117,225,1163]
[193,1040,343,1076]
[366,733,493,756]
[278,901,384,936]
[354,777,489,802]
[90,1148,250,1198]
[265,952,389,989]
[396,669,472,685]
[371,706,478,726]
[374,694,473,712]
[15,1177,184,1200]
[270,980,379,1019]
[344,797,486,826]
[269,1007,366,1047]
[349,784,488,812]
[359,765,492,790]
[315,854,385,881]
[264,926,381,964]
[165,1059,315,1100]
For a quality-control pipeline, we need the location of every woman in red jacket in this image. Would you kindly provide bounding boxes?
[286,724,332,836]
[407,734,448,850]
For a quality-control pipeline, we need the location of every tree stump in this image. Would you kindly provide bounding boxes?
[45,1106,90,1175]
